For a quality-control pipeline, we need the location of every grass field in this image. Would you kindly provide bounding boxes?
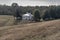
[0,15,60,40]
[0,15,15,26]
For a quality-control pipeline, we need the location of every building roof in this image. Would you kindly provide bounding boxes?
[22,12,33,17]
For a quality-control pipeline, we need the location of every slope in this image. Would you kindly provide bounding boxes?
[0,19,60,40]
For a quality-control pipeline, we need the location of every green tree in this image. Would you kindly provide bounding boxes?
[43,9,51,20]
[11,3,22,20]
[34,9,41,22]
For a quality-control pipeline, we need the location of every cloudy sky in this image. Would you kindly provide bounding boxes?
[0,0,60,6]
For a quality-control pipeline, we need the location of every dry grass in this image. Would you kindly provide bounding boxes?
[0,15,14,26]
[0,15,60,40]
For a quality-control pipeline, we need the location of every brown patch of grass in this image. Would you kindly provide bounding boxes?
[0,19,60,40]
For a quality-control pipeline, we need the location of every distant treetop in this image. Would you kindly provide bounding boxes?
[11,3,18,7]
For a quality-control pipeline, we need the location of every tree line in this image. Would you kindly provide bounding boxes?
[0,3,60,21]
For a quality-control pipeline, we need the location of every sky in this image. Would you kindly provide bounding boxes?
[0,0,60,6]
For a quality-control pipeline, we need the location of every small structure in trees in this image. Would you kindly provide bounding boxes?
[22,12,33,21]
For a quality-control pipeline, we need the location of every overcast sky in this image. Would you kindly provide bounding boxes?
[0,0,60,6]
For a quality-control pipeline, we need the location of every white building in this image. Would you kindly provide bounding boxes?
[22,12,33,21]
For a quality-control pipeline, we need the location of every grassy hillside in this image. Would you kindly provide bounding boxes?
[0,16,60,40]
[0,15,14,26]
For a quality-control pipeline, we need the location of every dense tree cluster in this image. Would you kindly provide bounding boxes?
[0,3,60,21]
[43,6,60,20]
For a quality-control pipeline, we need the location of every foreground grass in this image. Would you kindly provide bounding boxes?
[0,19,60,40]
[0,15,60,40]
